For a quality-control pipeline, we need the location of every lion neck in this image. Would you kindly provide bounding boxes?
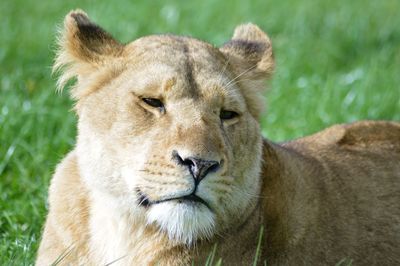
[259,140,319,262]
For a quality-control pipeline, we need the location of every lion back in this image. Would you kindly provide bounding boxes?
[291,120,400,150]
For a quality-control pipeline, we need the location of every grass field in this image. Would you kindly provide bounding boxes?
[1,0,399,264]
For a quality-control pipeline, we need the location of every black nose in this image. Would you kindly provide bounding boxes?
[172,151,220,183]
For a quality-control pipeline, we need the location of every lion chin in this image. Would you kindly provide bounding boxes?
[146,201,215,245]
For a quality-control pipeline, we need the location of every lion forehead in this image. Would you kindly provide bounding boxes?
[123,36,230,77]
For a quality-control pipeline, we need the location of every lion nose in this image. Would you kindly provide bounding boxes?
[172,151,220,183]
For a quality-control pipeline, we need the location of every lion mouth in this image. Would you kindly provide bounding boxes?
[137,189,210,209]
[175,194,209,206]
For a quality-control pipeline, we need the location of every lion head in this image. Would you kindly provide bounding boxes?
[55,10,274,245]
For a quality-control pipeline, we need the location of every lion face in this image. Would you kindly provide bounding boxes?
[56,11,273,245]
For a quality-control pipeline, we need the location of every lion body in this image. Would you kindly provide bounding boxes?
[261,121,400,265]
[37,10,400,265]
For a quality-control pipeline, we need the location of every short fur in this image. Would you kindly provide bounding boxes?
[37,10,400,265]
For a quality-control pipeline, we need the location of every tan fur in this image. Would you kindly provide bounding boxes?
[37,10,400,265]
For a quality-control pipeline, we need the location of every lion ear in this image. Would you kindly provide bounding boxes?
[220,24,274,118]
[220,23,274,86]
[54,9,123,91]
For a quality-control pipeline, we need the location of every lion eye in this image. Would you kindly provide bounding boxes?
[220,110,239,120]
[142,98,164,109]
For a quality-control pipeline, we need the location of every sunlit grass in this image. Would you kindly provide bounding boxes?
[1,0,399,264]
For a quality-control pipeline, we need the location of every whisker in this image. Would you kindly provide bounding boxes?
[216,57,231,83]
[223,77,254,88]
[225,64,258,88]
[204,56,231,90]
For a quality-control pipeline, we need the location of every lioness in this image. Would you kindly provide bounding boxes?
[37,10,400,265]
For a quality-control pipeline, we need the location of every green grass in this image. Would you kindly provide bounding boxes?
[1,0,399,264]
